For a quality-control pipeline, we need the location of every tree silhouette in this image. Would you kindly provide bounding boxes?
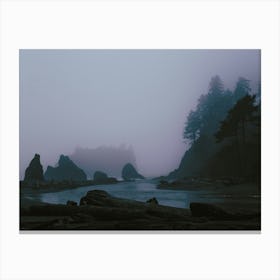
[215,94,258,176]
[209,75,224,95]
[234,77,251,102]
[183,75,234,143]
[183,110,201,144]
[180,76,261,179]
[216,95,257,143]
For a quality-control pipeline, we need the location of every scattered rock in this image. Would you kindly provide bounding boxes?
[66,200,78,206]
[79,197,87,206]
[20,191,260,230]
[79,190,113,206]
[146,197,159,205]
[121,163,144,180]
[78,190,190,219]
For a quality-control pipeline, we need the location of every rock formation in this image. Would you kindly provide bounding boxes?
[93,171,108,181]
[146,197,159,205]
[121,163,144,180]
[44,155,87,181]
[66,200,78,206]
[20,190,260,230]
[93,171,118,184]
[24,154,44,183]
[70,146,137,178]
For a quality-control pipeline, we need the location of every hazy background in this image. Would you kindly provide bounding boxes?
[20,49,260,179]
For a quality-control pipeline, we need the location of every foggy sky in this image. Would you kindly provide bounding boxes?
[20,49,260,178]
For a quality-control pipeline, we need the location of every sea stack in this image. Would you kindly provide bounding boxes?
[93,171,118,184]
[93,171,108,182]
[24,153,44,183]
[44,155,87,181]
[121,163,144,181]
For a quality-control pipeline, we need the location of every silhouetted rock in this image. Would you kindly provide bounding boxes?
[78,190,191,221]
[70,146,137,178]
[190,202,231,219]
[93,171,108,181]
[80,190,112,206]
[92,171,118,184]
[66,200,78,206]
[44,155,87,181]
[106,177,118,184]
[121,163,144,180]
[21,191,260,230]
[24,154,44,183]
[146,197,159,205]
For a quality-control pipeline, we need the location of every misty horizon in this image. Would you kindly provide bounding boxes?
[20,49,261,179]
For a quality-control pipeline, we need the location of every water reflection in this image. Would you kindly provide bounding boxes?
[39,180,223,208]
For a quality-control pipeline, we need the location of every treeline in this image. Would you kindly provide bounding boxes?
[170,75,260,182]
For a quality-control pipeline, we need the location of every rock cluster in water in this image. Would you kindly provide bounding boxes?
[121,163,144,180]
[70,146,137,178]
[24,154,44,183]
[44,155,87,181]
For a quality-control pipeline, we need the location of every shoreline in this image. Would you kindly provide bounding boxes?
[20,181,261,230]
[157,181,261,213]
[21,179,261,212]
[20,179,123,195]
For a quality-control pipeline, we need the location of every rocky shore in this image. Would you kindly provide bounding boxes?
[156,178,261,215]
[20,189,260,230]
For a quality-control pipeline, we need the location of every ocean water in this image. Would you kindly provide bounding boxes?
[38,180,223,209]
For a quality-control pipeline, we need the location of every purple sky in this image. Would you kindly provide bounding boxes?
[20,49,260,178]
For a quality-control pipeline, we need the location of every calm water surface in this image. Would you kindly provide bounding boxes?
[38,180,223,208]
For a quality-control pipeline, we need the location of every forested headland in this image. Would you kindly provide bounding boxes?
[167,75,260,184]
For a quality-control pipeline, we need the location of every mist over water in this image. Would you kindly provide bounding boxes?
[20,50,260,179]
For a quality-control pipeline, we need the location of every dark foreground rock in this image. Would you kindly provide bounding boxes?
[146,197,159,205]
[66,200,78,206]
[20,190,260,230]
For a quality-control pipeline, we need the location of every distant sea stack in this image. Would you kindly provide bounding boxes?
[70,145,137,178]
[24,154,44,183]
[121,163,144,180]
[93,171,108,182]
[44,155,87,181]
[93,171,118,184]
